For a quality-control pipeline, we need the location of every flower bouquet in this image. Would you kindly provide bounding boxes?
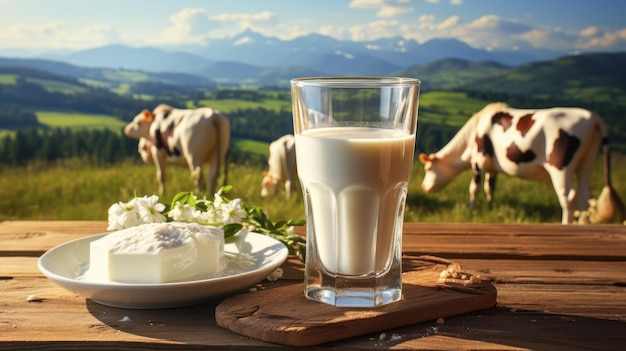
[106,185,306,261]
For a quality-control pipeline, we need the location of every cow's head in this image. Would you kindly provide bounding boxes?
[124,109,154,140]
[260,171,275,197]
[419,153,456,193]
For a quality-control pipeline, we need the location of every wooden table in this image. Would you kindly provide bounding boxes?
[1,221,625,350]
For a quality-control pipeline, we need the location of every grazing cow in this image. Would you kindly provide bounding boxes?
[125,104,230,195]
[261,134,297,199]
[137,137,188,166]
[419,102,624,224]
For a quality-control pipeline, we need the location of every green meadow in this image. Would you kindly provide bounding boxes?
[192,97,292,113]
[36,111,127,131]
[1,90,625,224]
[418,91,489,126]
[1,153,624,224]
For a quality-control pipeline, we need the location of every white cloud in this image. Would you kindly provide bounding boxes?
[438,16,460,30]
[349,19,402,41]
[419,14,436,22]
[157,8,214,44]
[0,1,622,55]
[152,9,298,44]
[209,11,276,24]
[206,11,305,40]
[320,25,347,39]
[580,26,598,38]
[349,0,413,18]
[576,27,626,50]
[151,7,626,53]
[377,5,413,17]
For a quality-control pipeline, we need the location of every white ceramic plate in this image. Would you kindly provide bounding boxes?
[38,231,288,309]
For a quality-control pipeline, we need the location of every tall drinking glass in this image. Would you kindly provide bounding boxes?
[291,76,420,307]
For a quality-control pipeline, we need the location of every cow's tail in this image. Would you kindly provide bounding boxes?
[595,115,626,223]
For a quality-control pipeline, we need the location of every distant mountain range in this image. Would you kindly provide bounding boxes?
[2,51,625,104]
[0,29,574,86]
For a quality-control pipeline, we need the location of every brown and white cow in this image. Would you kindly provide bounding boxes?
[419,102,624,224]
[261,134,297,199]
[125,104,230,195]
[136,137,186,166]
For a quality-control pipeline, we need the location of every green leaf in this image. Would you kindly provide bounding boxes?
[171,191,193,209]
[223,223,243,240]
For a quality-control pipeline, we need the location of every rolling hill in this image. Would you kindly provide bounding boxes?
[394,58,510,90]
[2,51,624,99]
[0,57,216,90]
[460,52,626,102]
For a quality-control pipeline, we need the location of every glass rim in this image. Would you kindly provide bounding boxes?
[290,76,420,87]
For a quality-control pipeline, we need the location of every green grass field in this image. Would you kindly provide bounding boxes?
[36,111,127,132]
[0,73,18,84]
[194,98,292,113]
[1,90,485,136]
[232,137,269,156]
[2,153,624,224]
[2,89,624,224]
[27,78,90,95]
[418,91,488,127]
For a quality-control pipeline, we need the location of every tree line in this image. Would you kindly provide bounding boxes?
[0,117,457,168]
[0,125,276,167]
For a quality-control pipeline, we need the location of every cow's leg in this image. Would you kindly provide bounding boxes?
[184,154,203,193]
[284,179,292,200]
[576,139,600,213]
[547,169,576,224]
[204,155,219,195]
[284,163,295,200]
[151,147,166,195]
[576,169,593,213]
[189,165,202,193]
[484,172,497,205]
[468,163,482,210]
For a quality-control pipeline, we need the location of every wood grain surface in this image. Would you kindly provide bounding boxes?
[216,258,497,346]
[1,220,625,350]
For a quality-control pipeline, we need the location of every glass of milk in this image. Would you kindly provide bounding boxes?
[291,76,420,307]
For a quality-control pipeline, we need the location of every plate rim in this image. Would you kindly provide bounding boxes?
[37,230,289,307]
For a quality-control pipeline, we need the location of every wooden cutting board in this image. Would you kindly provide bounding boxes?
[215,256,497,347]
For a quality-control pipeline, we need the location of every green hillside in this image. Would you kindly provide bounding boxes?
[395,58,509,90]
[460,52,626,103]
[0,58,216,91]
[36,111,127,131]
[2,52,626,159]
[418,91,490,127]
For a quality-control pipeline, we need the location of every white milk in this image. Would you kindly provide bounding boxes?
[296,127,415,276]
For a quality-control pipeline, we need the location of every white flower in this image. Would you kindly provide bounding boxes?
[134,195,167,224]
[213,188,225,207]
[221,198,246,224]
[168,202,200,222]
[107,200,142,230]
[106,187,249,232]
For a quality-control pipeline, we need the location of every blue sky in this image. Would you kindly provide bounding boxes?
[0,0,625,53]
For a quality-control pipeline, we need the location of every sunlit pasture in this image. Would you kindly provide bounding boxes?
[2,153,623,224]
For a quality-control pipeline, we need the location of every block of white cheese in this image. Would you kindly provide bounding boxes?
[88,222,224,283]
